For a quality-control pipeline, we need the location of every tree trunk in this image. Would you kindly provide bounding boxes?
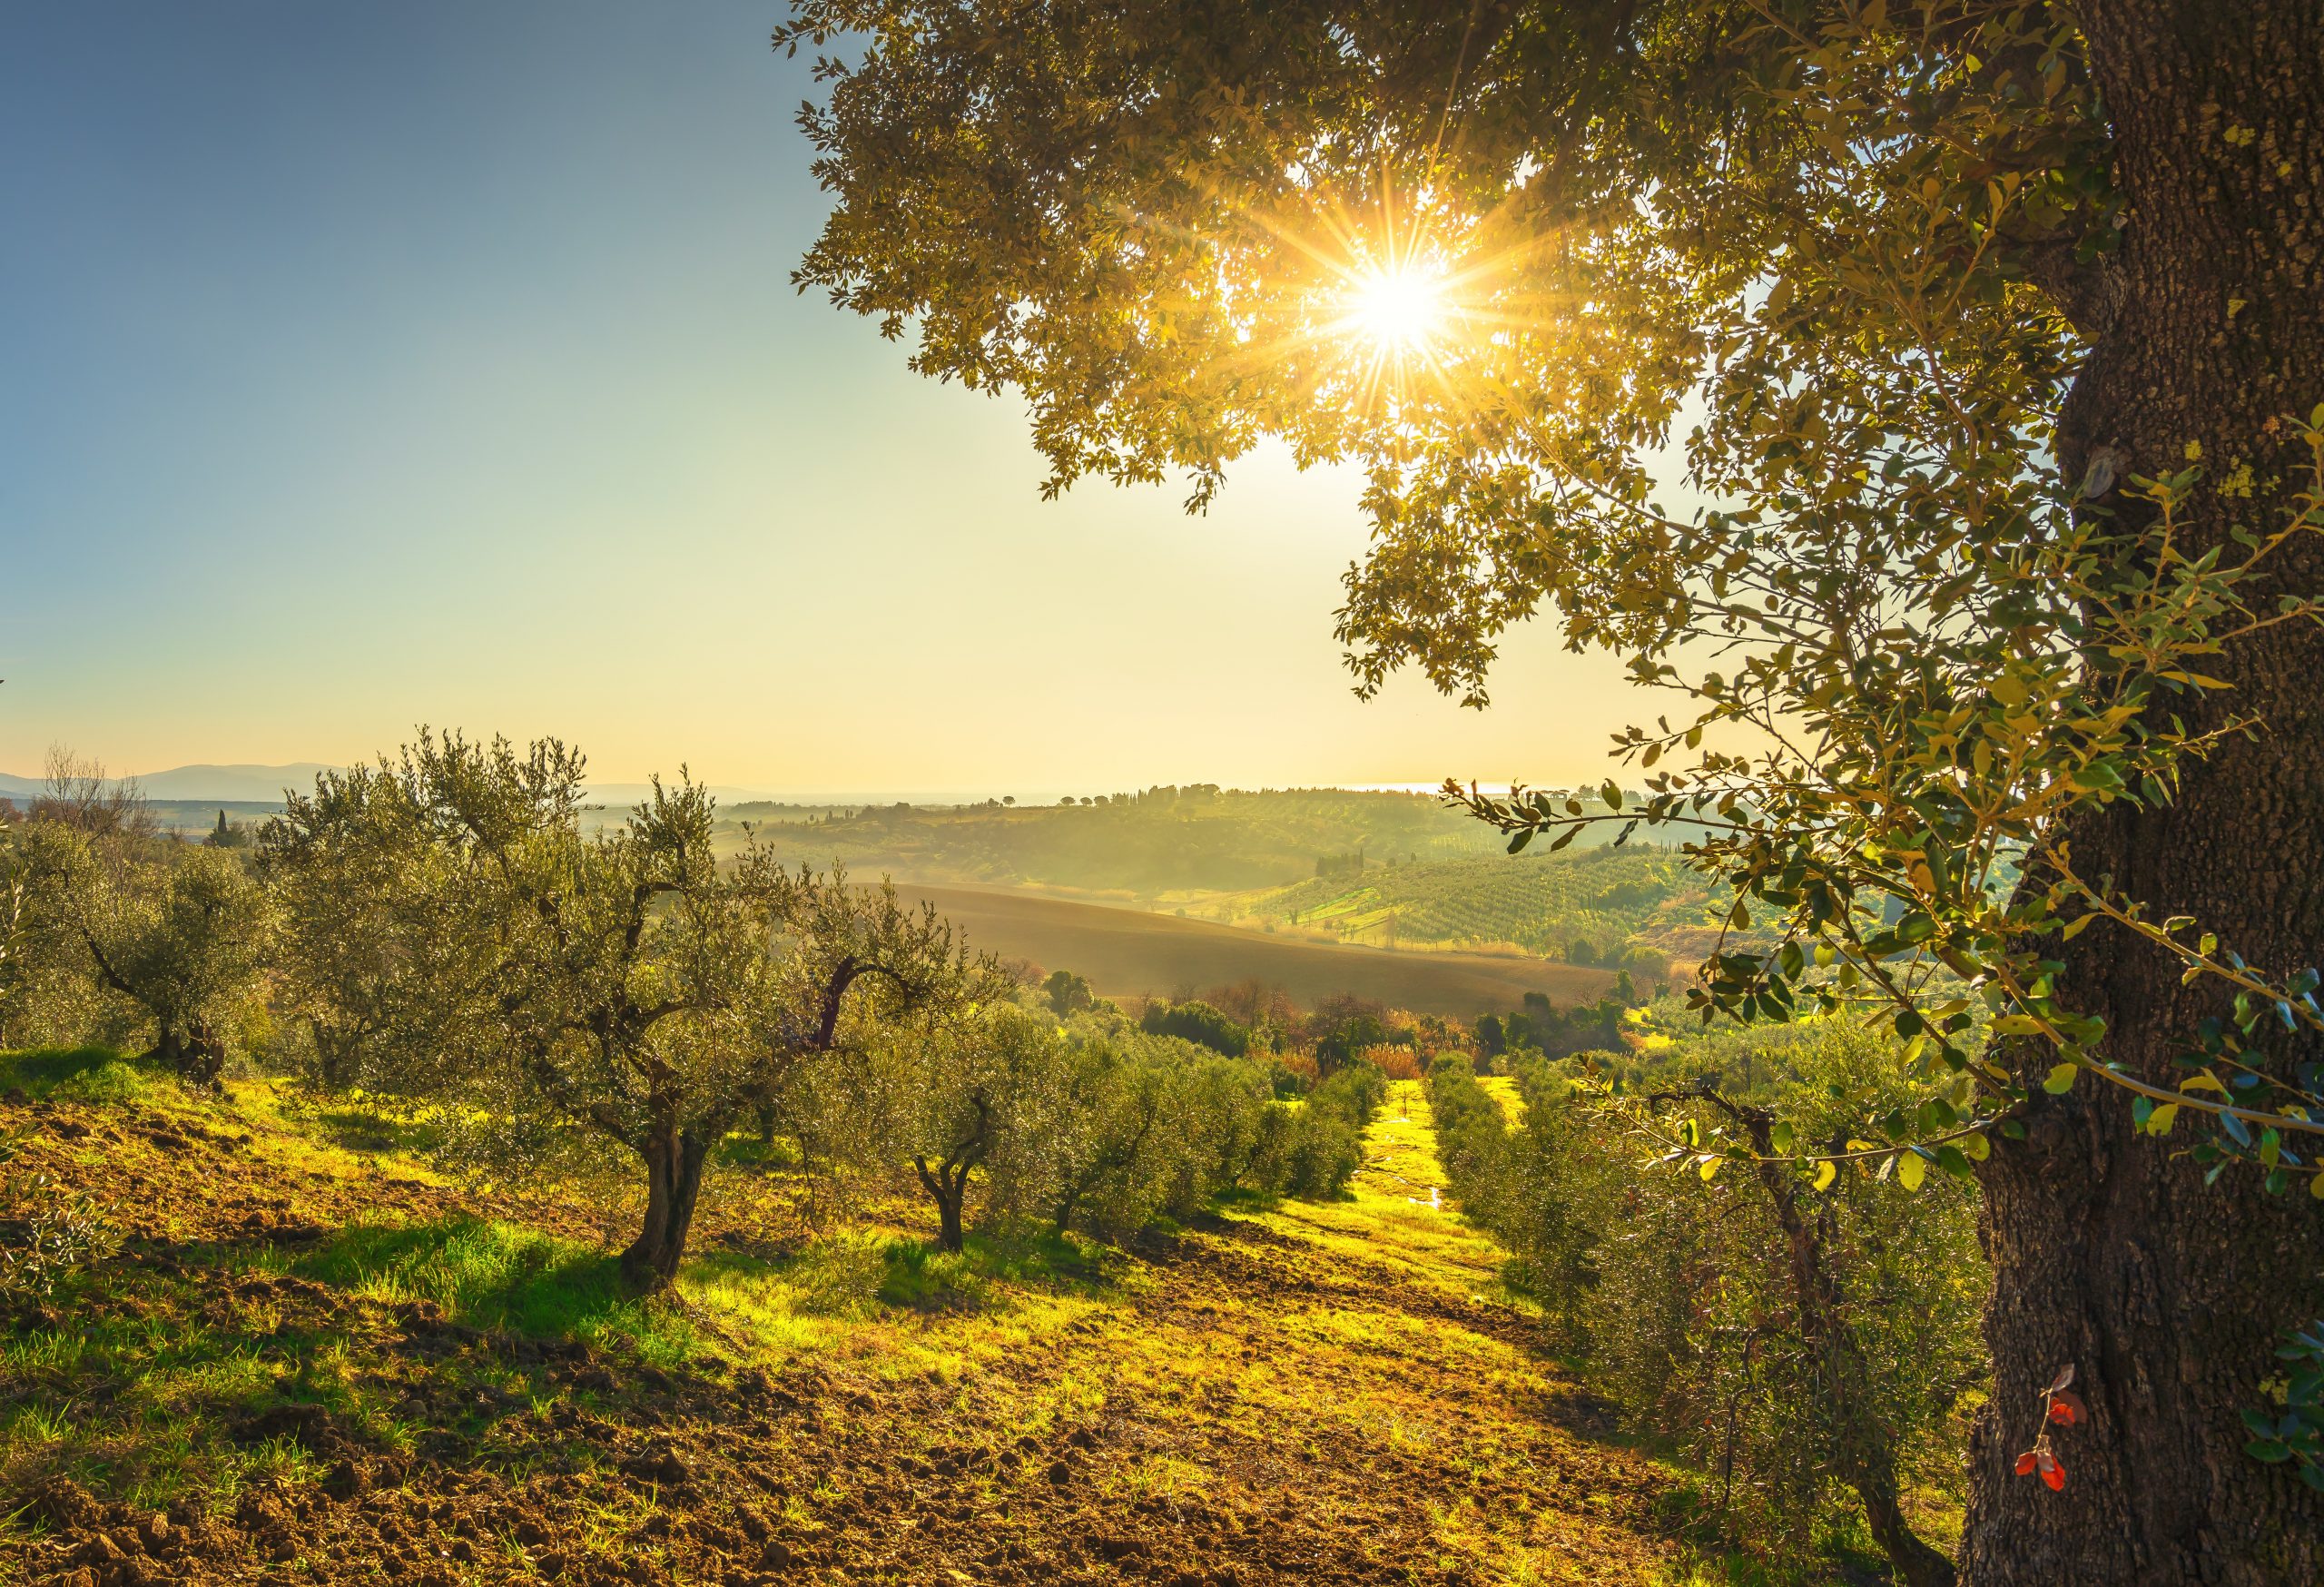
[620,1124,711,1293]
[1738,1112,1955,1587]
[937,1182,965,1252]
[148,1020,225,1089]
[916,1157,969,1253]
[1967,5,2324,1582]
[311,1017,359,1090]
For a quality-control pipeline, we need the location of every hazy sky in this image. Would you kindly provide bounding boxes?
[3,1,1646,797]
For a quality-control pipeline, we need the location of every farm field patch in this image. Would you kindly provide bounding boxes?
[890,883,1618,1017]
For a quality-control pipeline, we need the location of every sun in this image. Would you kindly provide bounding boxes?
[1344,264,1448,355]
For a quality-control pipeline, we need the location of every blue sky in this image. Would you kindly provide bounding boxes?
[1,1,1638,797]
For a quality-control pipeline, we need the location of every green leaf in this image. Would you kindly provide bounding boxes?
[1896,1151,1926,1191]
[2043,1063,2079,1095]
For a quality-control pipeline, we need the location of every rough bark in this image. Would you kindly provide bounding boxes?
[148,1020,225,1090]
[1966,4,2324,1582]
[916,1156,971,1253]
[620,1123,711,1293]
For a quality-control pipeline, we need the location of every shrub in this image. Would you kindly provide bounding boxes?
[1043,969,1096,1018]
[1138,998,1251,1058]
[1247,1060,1387,1200]
[1363,1044,1423,1082]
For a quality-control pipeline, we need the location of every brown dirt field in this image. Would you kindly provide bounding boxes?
[2,1079,1686,1587]
[891,884,1617,1018]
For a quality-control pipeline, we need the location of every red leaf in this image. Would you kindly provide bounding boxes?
[2047,1364,2076,1394]
[2049,1390,2086,1426]
[2037,1451,2065,1491]
[2014,1452,2038,1476]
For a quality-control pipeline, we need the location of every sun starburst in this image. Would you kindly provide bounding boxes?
[1343,263,1450,356]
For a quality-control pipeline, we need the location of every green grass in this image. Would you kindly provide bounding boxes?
[270,1217,704,1362]
[0,1046,171,1106]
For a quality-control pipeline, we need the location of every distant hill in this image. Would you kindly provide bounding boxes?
[891,882,1617,1017]
[133,763,340,802]
[1204,846,1728,971]
[0,763,337,803]
[730,788,1508,896]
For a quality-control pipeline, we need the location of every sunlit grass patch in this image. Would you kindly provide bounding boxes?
[0,1046,170,1105]
[272,1216,707,1365]
[0,1275,377,1512]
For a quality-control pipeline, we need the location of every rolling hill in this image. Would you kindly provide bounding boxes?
[891,882,1618,1016]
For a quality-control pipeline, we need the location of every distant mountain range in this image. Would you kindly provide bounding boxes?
[0,763,340,803]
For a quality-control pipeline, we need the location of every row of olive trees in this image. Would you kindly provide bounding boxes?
[3,735,1381,1289]
[813,1004,1374,1252]
[261,732,1036,1288]
[1429,1029,1984,1586]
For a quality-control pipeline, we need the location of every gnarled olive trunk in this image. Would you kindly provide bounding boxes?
[310,1017,362,1090]
[915,1156,973,1253]
[620,1123,712,1293]
[149,1019,226,1089]
[1966,4,2324,1581]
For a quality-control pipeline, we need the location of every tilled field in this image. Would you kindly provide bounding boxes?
[4,1081,1681,1586]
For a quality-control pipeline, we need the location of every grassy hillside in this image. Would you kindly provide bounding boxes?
[1202,846,1729,971]
[721,789,1731,986]
[722,789,1511,897]
[891,883,1618,1015]
[1,1055,1696,1586]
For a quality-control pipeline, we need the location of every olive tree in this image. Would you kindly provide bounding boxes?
[270,733,991,1290]
[1023,1029,1192,1237]
[779,1,2324,1572]
[14,823,271,1086]
[862,1000,1066,1251]
[259,764,440,1088]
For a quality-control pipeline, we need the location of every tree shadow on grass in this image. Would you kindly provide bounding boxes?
[0,1045,167,1104]
[688,1223,1124,1320]
[293,1102,445,1160]
[280,1216,670,1346]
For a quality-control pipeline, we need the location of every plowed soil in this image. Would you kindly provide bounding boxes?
[3,1078,1682,1586]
